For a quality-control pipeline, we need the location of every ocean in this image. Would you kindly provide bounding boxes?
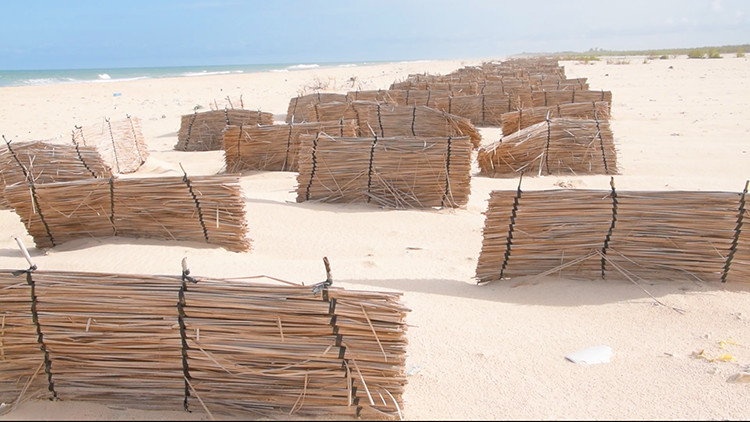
[0,61,389,88]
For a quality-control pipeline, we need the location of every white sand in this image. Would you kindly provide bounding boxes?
[1,55,749,421]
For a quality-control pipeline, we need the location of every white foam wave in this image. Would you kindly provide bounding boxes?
[287,64,320,70]
[98,73,111,80]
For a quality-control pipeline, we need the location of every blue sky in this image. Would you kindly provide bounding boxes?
[1,0,747,70]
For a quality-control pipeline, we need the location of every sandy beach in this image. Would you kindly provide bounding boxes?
[1,55,749,421]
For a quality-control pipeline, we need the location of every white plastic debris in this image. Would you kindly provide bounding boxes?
[565,345,612,364]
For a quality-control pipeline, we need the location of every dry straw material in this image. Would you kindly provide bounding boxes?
[223,120,358,173]
[296,134,472,208]
[0,139,113,210]
[0,265,410,420]
[3,174,251,252]
[71,115,149,174]
[477,117,618,177]
[175,109,275,151]
[475,181,750,284]
[501,101,611,136]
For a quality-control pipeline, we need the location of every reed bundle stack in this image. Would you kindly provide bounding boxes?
[531,89,612,107]
[501,101,611,136]
[307,101,360,123]
[71,115,148,174]
[222,120,358,172]
[3,174,250,252]
[285,93,348,124]
[475,183,750,284]
[346,89,403,104]
[477,117,617,177]
[175,109,274,151]
[352,103,481,148]
[296,134,472,208]
[0,268,410,420]
[0,140,113,210]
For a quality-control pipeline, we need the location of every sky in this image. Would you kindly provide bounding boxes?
[0,0,747,70]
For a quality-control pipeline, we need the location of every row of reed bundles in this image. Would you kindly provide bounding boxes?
[4,174,251,252]
[223,120,358,172]
[296,134,472,208]
[501,101,611,136]
[287,88,529,128]
[389,76,588,93]
[475,182,750,284]
[0,140,113,210]
[71,115,149,174]
[175,109,275,151]
[477,117,618,177]
[0,268,410,420]
[300,101,482,148]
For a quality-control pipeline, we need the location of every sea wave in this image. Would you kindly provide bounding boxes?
[286,64,320,70]
[98,73,111,80]
[181,69,244,77]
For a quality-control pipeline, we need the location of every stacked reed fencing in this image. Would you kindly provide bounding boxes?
[477,117,618,177]
[306,102,481,149]
[0,139,113,210]
[223,120,358,173]
[531,89,612,107]
[501,101,611,136]
[475,180,750,285]
[3,174,251,252]
[71,115,149,174]
[175,109,275,151]
[296,134,472,208]
[0,264,410,420]
[285,93,348,124]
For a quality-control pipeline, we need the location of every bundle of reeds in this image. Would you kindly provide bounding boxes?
[223,120,358,172]
[0,139,113,210]
[3,174,251,252]
[474,185,750,284]
[477,117,617,177]
[345,89,403,104]
[296,135,472,208]
[285,93,348,124]
[534,77,589,91]
[475,188,615,284]
[351,103,481,148]
[305,101,360,123]
[0,267,410,420]
[175,109,274,151]
[71,115,149,174]
[531,89,613,107]
[501,101,611,136]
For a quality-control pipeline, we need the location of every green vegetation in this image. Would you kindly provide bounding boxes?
[538,44,750,60]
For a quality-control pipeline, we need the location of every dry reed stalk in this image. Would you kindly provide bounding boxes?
[477,117,618,177]
[475,186,750,284]
[175,109,274,151]
[71,116,149,174]
[296,135,472,208]
[0,139,113,210]
[305,101,359,123]
[285,93,348,124]
[223,120,357,172]
[3,175,251,252]
[501,102,611,136]
[0,267,410,420]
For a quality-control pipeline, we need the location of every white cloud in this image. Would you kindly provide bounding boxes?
[712,0,723,11]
